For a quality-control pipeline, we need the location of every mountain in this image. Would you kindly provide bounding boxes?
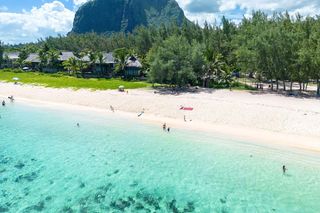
[71,0,189,34]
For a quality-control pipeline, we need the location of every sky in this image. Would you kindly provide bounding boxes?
[0,0,320,44]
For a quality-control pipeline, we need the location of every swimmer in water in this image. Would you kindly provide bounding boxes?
[163,123,166,131]
[282,165,287,174]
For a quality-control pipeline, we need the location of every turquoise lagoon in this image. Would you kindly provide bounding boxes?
[0,102,319,213]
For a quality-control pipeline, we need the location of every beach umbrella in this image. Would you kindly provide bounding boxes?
[179,106,194,122]
[12,77,20,81]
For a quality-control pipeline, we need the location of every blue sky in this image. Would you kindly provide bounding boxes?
[1,0,70,12]
[1,0,320,44]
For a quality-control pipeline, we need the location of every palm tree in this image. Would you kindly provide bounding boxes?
[47,49,60,68]
[114,48,129,75]
[74,50,89,77]
[38,50,48,71]
[62,57,80,75]
[38,43,50,71]
[97,52,104,76]
[17,48,29,68]
[202,53,226,87]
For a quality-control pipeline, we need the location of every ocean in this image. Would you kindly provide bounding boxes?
[0,101,319,212]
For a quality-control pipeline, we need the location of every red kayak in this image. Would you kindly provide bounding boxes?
[180,106,194,111]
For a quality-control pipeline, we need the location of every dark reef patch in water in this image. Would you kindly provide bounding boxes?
[110,198,132,211]
[15,171,39,183]
[78,196,90,212]
[0,156,11,165]
[59,184,196,212]
[141,192,161,210]
[220,197,227,204]
[97,183,112,192]
[0,169,6,174]
[45,196,53,201]
[79,181,86,189]
[129,181,138,187]
[0,206,9,212]
[168,199,179,213]
[14,161,25,169]
[24,201,45,212]
[184,202,195,212]
[1,190,8,198]
[94,192,106,204]
[61,206,74,213]
[0,178,8,184]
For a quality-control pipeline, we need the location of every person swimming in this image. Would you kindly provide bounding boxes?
[282,165,287,174]
[77,123,80,127]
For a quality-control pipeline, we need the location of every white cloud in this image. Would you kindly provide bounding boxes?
[73,0,90,6]
[0,1,74,44]
[177,0,320,25]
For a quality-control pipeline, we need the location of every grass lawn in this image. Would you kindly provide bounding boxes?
[0,69,150,90]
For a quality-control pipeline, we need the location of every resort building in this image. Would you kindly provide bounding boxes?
[1,52,20,68]
[125,56,142,77]
[2,51,142,78]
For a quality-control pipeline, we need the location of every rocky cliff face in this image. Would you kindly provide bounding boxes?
[71,0,189,34]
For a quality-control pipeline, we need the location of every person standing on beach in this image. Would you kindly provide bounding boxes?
[2,100,5,106]
[110,105,115,112]
[167,127,170,133]
[163,123,166,131]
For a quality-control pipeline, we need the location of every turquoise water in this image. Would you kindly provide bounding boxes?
[0,102,319,213]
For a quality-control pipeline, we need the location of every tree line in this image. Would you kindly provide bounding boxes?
[2,11,320,94]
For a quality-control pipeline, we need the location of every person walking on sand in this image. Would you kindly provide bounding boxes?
[282,165,287,174]
[110,105,114,112]
[138,108,145,117]
[8,96,14,102]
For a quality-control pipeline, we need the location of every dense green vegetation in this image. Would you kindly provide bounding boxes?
[3,11,320,94]
[0,69,150,90]
[72,0,187,34]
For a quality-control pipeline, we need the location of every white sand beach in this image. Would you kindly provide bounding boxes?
[1,82,320,153]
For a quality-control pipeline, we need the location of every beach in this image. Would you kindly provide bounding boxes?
[1,82,320,153]
[1,82,320,212]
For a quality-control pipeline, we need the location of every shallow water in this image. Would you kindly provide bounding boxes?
[0,102,319,213]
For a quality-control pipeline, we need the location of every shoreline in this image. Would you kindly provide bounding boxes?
[1,82,320,154]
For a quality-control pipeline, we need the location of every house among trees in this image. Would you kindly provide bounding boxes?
[2,52,20,68]
[25,53,41,70]
[125,56,142,77]
[93,52,115,76]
